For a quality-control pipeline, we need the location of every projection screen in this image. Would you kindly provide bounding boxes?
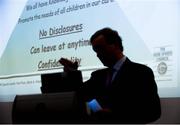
[0,0,180,101]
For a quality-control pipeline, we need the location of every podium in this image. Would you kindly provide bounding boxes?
[12,92,86,123]
[12,71,86,123]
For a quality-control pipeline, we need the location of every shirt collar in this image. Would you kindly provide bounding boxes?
[113,56,126,72]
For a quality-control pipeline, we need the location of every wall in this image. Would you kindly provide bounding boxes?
[154,98,180,124]
[0,102,12,123]
[0,98,180,123]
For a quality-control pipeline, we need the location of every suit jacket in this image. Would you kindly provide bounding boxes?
[79,58,161,123]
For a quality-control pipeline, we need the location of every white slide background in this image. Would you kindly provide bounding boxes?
[0,0,180,101]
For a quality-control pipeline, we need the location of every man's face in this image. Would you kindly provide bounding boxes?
[91,35,116,67]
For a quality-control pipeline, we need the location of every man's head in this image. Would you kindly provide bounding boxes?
[90,28,124,67]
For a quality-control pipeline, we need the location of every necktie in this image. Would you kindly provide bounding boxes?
[106,68,114,87]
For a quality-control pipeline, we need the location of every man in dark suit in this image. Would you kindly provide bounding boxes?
[59,28,161,123]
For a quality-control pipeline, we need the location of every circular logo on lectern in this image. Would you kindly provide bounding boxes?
[157,62,167,75]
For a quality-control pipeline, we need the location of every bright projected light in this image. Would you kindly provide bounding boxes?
[0,0,180,102]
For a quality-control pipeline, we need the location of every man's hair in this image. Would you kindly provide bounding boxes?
[90,28,123,51]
